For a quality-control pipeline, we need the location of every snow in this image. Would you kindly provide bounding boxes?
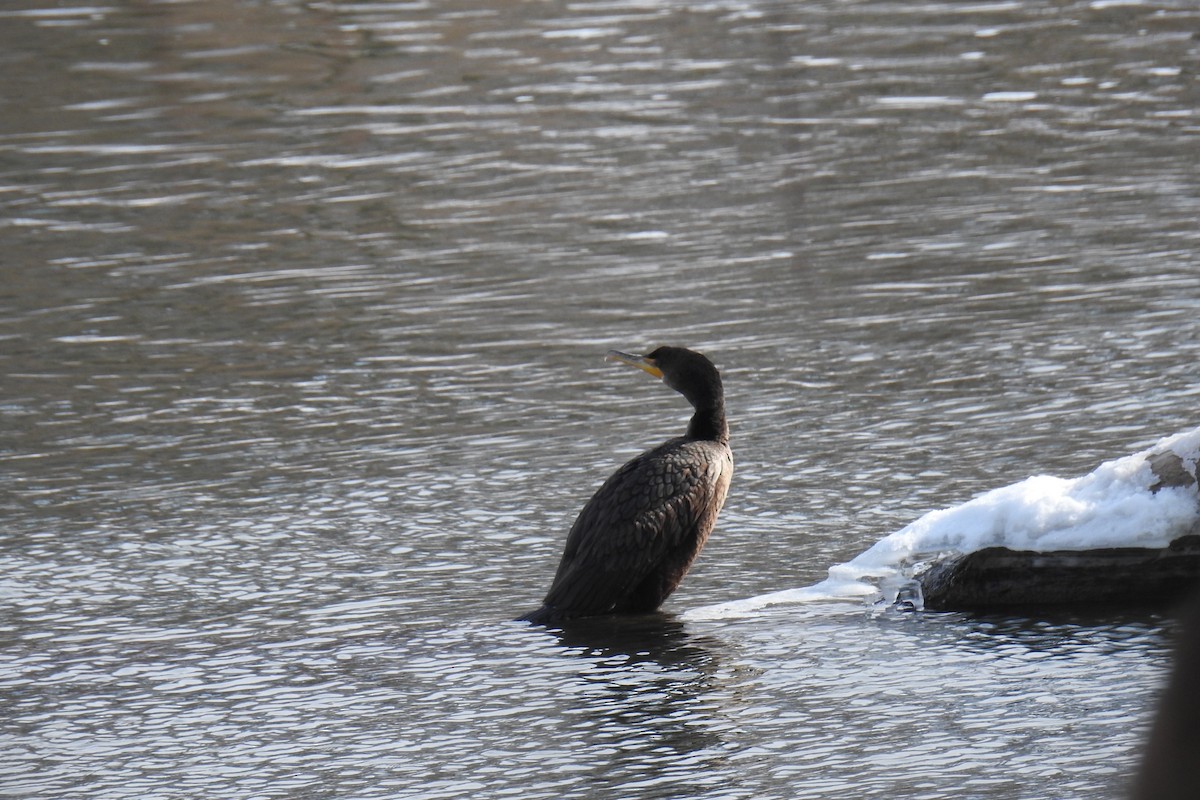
[685,425,1200,620]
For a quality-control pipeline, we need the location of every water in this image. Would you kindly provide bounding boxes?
[3,0,1199,797]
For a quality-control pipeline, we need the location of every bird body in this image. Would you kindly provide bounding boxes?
[521,347,732,625]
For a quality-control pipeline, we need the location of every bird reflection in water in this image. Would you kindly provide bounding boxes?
[534,611,729,768]
[545,612,718,669]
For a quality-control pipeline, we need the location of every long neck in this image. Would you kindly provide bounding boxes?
[687,400,728,443]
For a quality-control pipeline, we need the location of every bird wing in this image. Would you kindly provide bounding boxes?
[539,440,726,616]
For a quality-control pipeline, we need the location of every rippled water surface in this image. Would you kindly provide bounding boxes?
[4,0,1200,797]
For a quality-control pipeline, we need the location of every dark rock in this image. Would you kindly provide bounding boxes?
[920,534,1200,611]
[1149,450,1197,493]
[1134,588,1200,799]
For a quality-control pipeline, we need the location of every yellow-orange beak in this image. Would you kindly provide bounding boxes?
[605,349,663,379]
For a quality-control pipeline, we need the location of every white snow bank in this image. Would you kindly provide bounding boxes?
[685,425,1200,621]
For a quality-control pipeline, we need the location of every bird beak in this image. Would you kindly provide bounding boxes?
[605,350,663,379]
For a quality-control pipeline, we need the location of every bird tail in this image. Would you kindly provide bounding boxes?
[516,605,556,625]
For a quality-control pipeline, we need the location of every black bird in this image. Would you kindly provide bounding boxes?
[520,346,733,625]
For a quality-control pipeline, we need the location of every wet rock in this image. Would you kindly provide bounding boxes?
[920,535,1200,611]
[1150,450,1198,493]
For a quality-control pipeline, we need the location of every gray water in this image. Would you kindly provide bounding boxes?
[3,0,1200,797]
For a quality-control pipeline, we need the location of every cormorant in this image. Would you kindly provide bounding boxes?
[520,346,733,625]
